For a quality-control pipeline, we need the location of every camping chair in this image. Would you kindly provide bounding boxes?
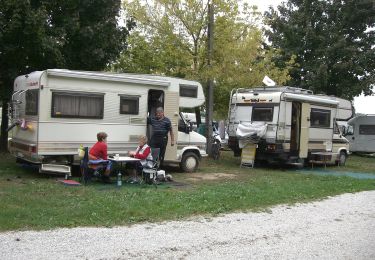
[142,147,160,185]
[79,147,108,184]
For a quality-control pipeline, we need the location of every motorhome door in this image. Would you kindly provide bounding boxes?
[163,91,179,161]
[147,89,178,161]
[147,90,164,141]
[299,103,310,158]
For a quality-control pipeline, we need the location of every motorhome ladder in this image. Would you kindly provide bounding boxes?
[8,90,26,123]
[227,88,244,124]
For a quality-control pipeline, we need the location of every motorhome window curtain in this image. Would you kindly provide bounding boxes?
[52,92,104,119]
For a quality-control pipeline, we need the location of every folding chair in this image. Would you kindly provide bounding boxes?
[80,147,108,184]
[142,147,160,185]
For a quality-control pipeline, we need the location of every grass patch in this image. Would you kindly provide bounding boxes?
[0,151,374,231]
[338,154,375,174]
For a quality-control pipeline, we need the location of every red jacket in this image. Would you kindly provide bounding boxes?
[134,144,152,167]
[89,141,108,160]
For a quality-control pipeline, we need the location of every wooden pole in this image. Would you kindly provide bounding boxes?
[206,1,214,156]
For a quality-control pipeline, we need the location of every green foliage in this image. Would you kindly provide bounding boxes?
[0,152,374,231]
[40,0,133,71]
[0,0,133,151]
[211,9,295,116]
[264,0,375,99]
[0,0,131,93]
[113,0,293,118]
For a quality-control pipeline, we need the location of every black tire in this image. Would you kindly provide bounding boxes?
[180,152,199,173]
[337,151,347,166]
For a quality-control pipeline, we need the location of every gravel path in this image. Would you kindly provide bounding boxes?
[1,190,375,260]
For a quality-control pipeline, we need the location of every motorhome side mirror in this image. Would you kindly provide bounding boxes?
[185,123,192,134]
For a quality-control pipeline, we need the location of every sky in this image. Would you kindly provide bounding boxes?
[248,0,283,13]
[352,90,375,114]
[250,0,375,114]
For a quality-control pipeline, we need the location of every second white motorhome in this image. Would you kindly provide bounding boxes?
[8,69,207,174]
[344,114,375,153]
[227,87,350,166]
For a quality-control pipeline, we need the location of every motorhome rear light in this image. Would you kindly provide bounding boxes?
[29,146,37,153]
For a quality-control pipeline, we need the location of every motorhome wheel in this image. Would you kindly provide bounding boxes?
[180,152,199,173]
[338,151,347,166]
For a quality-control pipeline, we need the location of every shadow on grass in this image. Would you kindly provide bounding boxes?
[295,168,375,180]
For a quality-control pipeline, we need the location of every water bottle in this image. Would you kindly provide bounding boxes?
[78,144,84,158]
[117,172,122,187]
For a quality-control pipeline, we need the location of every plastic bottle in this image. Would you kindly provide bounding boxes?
[78,144,84,158]
[117,172,122,187]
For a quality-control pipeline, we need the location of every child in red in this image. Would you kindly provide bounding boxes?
[89,132,112,181]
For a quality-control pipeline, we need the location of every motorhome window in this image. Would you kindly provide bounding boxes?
[180,84,198,98]
[25,89,39,115]
[310,108,330,128]
[359,125,375,135]
[52,92,104,119]
[119,96,139,115]
[252,107,273,122]
[178,118,185,132]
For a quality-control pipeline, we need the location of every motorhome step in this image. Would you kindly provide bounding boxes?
[40,164,71,174]
[288,162,304,167]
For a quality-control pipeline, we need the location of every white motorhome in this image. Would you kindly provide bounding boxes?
[7,69,207,174]
[344,114,375,153]
[227,87,350,166]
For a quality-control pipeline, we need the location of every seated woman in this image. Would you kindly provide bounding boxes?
[128,135,153,180]
[89,132,112,182]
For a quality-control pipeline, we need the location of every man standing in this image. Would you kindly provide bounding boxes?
[148,107,175,165]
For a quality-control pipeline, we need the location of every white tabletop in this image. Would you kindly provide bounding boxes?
[109,156,140,162]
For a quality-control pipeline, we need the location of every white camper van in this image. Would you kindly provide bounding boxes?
[344,114,375,153]
[227,87,350,166]
[7,69,207,174]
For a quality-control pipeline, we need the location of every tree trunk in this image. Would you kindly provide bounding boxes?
[0,99,9,152]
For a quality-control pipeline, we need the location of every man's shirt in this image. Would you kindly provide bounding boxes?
[148,116,172,138]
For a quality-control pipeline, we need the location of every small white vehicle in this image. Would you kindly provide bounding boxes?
[344,114,375,154]
[227,87,350,166]
[8,69,207,175]
[181,112,228,147]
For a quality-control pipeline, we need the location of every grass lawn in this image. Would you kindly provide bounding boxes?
[0,151,374,231]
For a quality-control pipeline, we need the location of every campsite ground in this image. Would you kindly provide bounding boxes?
[1,190,374,259]
[0,151,374,232]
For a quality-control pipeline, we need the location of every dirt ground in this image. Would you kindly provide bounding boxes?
[184,172,237,182]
